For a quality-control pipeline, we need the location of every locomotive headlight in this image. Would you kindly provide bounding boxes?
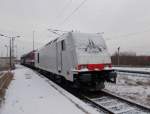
[109,64,112,68]
[77,64,87,70]
[105,64,112,68]
[104,64,112,70]
[81,65,87,69]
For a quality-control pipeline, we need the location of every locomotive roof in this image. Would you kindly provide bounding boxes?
[44,31,103,46]
[21,32,104,58]
[35,31,104,53]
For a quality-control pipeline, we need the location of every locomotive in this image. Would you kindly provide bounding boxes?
[21,32,117,91]
[21,50,36,68]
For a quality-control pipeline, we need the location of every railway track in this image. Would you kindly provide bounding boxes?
[82,90,150,114]
[34,67,150,114]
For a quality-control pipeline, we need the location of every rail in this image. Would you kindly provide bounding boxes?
[114,69,150,78]
[115,69,150,75]
[82,90,150,114]
[0,72,13,92]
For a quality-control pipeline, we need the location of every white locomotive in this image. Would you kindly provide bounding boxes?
[33,31,116,90]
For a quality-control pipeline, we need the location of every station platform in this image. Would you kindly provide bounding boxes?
[0,65,100,114]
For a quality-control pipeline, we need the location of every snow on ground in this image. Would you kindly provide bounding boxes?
[0,65,101,114]
[113,67,150,72]
[105,72,150,107]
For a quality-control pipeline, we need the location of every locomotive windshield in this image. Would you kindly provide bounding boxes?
[72,33,111,64]
[73,33,107,54]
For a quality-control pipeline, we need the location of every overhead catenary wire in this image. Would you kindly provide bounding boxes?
[59,0,88,26]
[56,0,73,18]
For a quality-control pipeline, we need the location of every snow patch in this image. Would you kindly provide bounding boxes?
[0,65,101,114]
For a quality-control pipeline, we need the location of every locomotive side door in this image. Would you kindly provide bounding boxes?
[56,41,62,73]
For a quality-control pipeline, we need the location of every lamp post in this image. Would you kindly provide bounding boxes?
[33,31,35,51]
[14,45,18,59]
[5,45,8,57]
[117,47,120,66]
[0,34,20,69]
[9,38,12,68]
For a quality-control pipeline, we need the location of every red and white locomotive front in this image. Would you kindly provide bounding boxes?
[72,33,116,90]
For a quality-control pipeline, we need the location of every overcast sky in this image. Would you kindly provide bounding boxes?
[0,0,150,57]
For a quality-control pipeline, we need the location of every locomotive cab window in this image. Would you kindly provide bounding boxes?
[61,40,66,51]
